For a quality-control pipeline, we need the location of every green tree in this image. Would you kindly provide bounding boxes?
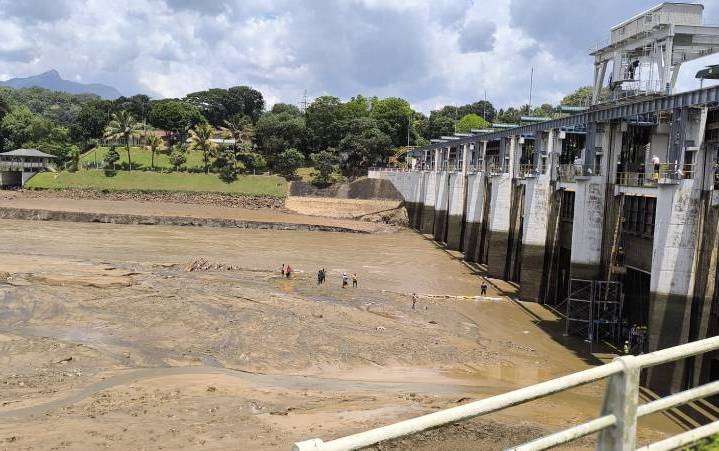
[169,146,187,171]
[255,111,306,159]
[104,110,142,170]
[305,96,345,151]
[274,148,305,179]
[145,134,164,170]
[188,123,217,173]
[70,100,112,146]
[456,113,490,133]
[342,95,371,119]
[310,149,339,187]
[65,145,80,172]
[221,114,254,153]
[0,106,51,148]
[369,97,414,148]
[339,118,392,176]
[226,86,265,123]
[456,100,496,123]
[496,107,521,124]
[213,148,242,183]
[561,86,592,107]
[237,152,267,174]
[270,103,301,116]
[29,125,73,163]
[148,99,205,146]
[104,146,120,169]
[427,112,456,139]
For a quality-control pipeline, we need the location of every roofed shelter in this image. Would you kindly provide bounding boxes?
[0,148,56,188]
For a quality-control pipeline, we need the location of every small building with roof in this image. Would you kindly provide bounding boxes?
[0,148,57,188]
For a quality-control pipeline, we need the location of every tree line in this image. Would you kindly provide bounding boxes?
[0,84,592,183]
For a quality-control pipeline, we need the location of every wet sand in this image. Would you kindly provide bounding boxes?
[0,219,679,449]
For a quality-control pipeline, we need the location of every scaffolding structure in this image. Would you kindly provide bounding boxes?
[566,279,624,346]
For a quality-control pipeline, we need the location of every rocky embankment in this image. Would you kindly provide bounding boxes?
[3,188,284,209]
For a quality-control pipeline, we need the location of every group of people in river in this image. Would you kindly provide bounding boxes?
[280,264,358,289]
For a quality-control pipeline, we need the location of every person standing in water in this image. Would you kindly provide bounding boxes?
[411,293,417,310]
[352,273,358,288]
[285,265,292,278]
[341,272,348,288]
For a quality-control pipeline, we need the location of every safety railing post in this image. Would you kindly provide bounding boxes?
[597,355,640,450]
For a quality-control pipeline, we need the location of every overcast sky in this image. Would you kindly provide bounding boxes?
[1,0,718,112]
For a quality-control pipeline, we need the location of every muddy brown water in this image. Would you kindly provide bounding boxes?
[0,218,679,449]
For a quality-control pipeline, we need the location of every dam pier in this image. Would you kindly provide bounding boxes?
[371,86,719,395]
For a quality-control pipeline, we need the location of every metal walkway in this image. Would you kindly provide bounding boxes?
[421,84,719,150]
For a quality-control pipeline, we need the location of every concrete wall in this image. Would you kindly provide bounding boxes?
[570,178,606,280]
[421,171,438,234]
[519,176,552,301]
[646,181,702,392]
[463,172,487,262]
[486,174,513,279]
[433,171,449,242]
[446,173,466,250]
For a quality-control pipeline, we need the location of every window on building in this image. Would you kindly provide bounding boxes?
[622,196,656,238]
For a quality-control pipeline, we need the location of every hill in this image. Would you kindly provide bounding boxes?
[0,69,122,99]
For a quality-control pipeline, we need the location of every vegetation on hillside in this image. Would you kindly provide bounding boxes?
[0,83,593,187]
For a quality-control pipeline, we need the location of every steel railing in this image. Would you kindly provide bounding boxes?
[0,161,50,171]
[558,164,601,182]
[293,335,719,451]
[616,164,693,187]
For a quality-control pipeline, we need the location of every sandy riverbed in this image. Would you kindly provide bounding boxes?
[0,215,678,450]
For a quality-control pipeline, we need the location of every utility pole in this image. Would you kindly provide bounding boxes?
[528,67,534,113]
[483,88,487,120]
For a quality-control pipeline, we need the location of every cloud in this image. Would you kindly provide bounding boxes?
[0,0,74,23]
[0,0,717,113]
[458,17,497,53]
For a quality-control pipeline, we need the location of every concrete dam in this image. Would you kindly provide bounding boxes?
[370,85,719,396]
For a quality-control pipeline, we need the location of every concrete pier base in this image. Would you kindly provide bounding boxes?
[433,172,449,243]
[421,172,438,234]
[486,174,512,279]
[446,173,467,250]
[519,177,552,301]
[463,173,487,262]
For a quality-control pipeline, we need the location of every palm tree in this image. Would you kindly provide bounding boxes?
[145,134,164,170]
[189,123,217,173]
[104,111,142,170]
[221,115,254,152]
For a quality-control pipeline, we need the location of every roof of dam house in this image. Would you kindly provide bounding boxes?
[0,148,57,159]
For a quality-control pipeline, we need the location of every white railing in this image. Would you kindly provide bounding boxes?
[293,336,719,451]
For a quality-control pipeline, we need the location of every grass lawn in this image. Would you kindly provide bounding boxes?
[26,170,288,197]
[81,146,206,171]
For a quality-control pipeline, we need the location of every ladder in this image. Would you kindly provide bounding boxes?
[608,194,625,282]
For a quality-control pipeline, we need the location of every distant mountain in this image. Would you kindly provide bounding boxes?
[0,69,122,99]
